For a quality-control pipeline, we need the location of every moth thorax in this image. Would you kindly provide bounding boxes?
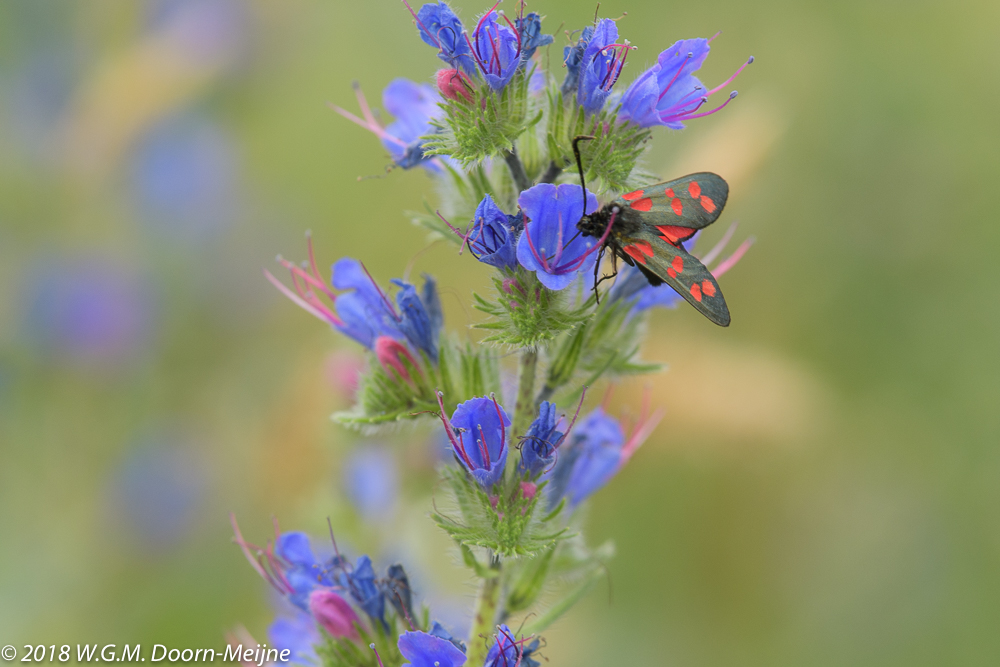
[578,209,614,238]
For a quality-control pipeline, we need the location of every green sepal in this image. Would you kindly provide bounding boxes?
[316,618,404,667]
[333,339,500,431]
[546,90,653,195]
[505,544,556,613]
[473,269,592,349]
[432,468,566,558]
[424,69,536,166]
[461,543,500,580]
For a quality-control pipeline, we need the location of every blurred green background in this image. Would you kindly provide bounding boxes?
[1,0,998,664]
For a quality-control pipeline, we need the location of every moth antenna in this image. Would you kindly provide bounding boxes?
[571,135,596,220]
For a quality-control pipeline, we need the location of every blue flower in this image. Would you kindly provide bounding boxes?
[618,38,753,129]
[440,395,511,489]
[561,26,594,97]
[344,446,398,520]
[331,258,405,348]
[516,12,553,66]
[392,274,443,361]
[407,1,477,75]
[335,555,386,628]
[577,19,631,115]
[381,564,415,626]
[330,79,444,172]
[274,532,334,611]
[268,611,319,665]
[515,183,600,291]
[398,630,467,667]
[545,406,661,508]
[484,625,539,667]
[518,401,565,478]
[470,10,521,91]
[381,79,444,170]
[428,621,466,653]
[468,194,518,270]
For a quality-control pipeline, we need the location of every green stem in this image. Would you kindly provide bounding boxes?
[502,147,531,192]
[467,562,502,665]
[512,347,538,443]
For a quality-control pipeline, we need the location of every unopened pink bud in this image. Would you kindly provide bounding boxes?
[375,336,419,383]
[308,589,360,639]
[436,68,474,103]
[520,481,537,501]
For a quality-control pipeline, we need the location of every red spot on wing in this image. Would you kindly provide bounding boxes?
[690,283,703,302]
[664,187,675,198]
[656,225,695,245]
[630,197,653,212]
[623,241,653,264]
[688,181,701,198]
[671,256,684,273]
[671,198,683,215]
[622,189,645,201]
[701,280,717,297]
[700,196,716,213]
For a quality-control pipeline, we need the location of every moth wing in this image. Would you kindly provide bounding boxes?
[618,229,731,327]
[616,173,729,232]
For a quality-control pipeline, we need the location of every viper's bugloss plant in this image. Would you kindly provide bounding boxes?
[239,3,756,665]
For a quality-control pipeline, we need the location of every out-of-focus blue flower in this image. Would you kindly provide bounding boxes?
[440,396,511,490]
[561,26,594,97]
[381,564,416,626]
[516,12,553,66]
[23,256,155,367]
[398,630,467,667]
[470,10,521,91]
[266,241,409,351]
[330,79,444,172]
[114,436,206,548]
[268,610,319,665]
[515,183,600,291]
[382,79,443,170]
[545,405,661,508]
[344,446,398,520]
[130,113,241,242]
[331,258,405,348]
[519,401,565,478]
[468,195,518,270]
[577,19,631,115]
[392,274,443,361]
[407,1,477,75]
[618,38,753,129]
[335,555,386,628]
[145,0,249,64]
[275,532,334,611]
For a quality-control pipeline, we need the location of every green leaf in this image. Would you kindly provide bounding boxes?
[506,545,556,613]
[521,566,606,636]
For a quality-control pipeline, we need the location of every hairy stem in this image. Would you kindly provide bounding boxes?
[502,146,531,192]
[512,347,539,443]
[539,160,563,184]
[467,558,502,665]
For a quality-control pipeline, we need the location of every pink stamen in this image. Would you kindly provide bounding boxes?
[436,391,476,470]
[522,218,553,273]
[375,336,417,383]
[264,269,342,326]
[620,388,663,462]
[657,52,694,103]
[477,424,492,468]
[491,393,507,454]
[707,56,754,97]
[327,102,407,149]
[698,221,739,266]
[360,262,400,321]
[680,91,738,121]
[711,237,755,278]
[369,644,385,667]
[400,0,440,48]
